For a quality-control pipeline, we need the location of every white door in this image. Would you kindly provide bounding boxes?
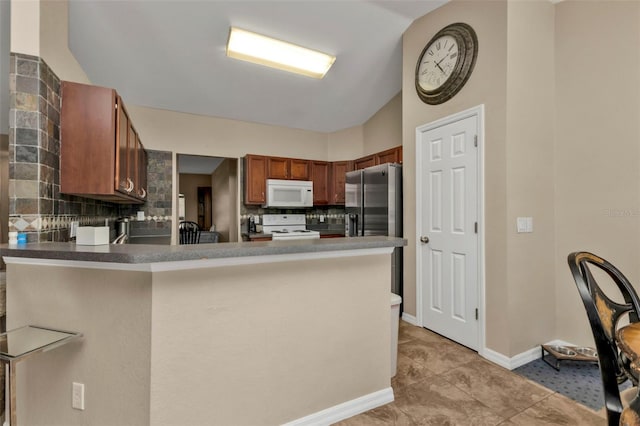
[417,112,479,350]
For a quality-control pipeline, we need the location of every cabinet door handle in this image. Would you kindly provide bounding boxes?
[126,178,134,193]
[139,187,147,199]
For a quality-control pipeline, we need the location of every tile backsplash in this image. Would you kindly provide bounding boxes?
[240,205,345,234]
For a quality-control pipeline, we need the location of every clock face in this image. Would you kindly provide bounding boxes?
[414,23,478,105]
[417,35,459,92]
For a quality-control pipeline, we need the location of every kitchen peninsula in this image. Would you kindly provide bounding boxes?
[1,236,405,425]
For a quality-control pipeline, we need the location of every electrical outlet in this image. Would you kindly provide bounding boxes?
[72,382,85,410]
[516,217,533,233]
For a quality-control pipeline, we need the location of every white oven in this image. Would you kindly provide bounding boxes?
[265,179,313,208]
[262,214,320,240]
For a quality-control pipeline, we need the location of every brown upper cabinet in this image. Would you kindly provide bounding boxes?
[353,155,376,170]
[330,161,353,204]
[267,157,310,180]
[60,81,147,204]
[354,146,402,170]
[245,154,267,205]
[311,161,330,205]
[375,146,403,165]
[244,146,399,206]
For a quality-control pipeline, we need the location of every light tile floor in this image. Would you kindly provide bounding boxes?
[335,321,605,425]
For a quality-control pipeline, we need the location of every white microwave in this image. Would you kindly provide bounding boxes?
[265,179,313,208]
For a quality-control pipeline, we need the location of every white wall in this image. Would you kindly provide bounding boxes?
[39,0,90,83]
[405,0,640,357]
[327,125,364,161]
[363,92,402,154]
[128,105,328,161]
[505,1,556,355]
[554,1,640,346]
[9,0,39,56]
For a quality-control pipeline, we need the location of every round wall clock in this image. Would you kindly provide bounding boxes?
[415,22,478,105]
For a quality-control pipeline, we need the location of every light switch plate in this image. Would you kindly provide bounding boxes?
[72,382,85,410]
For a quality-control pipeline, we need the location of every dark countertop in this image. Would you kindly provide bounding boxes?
[0,236,406,265]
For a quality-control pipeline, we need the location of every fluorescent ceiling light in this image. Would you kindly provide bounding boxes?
[226,27,336,79]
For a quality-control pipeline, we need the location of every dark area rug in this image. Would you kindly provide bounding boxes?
[514,356,631,411]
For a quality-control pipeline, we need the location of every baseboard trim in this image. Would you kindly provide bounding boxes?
[483,339,578,370]
[482,347,513,369]
[401,312,418,325]
[282,387,394,426]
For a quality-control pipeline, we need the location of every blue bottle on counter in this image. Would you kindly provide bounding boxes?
[17,233,27,244]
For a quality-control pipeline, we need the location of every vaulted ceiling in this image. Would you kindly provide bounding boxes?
[68,0,446,133]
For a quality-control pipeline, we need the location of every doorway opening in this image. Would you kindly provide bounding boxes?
[177,154,239,243]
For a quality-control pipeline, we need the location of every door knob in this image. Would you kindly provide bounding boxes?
[420,236,430,244]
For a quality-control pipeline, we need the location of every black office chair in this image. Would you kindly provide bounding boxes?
[568,251,640,425]
[179,221,201,244]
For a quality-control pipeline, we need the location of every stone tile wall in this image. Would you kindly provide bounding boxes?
[8,53,173,242]
[120,149,173,233]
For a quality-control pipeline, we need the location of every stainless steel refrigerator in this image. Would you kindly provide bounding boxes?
[345,163,403,297]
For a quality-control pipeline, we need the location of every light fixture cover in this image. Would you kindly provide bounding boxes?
[226,27,336,79]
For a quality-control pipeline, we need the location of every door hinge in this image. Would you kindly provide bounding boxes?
[474,135,478,147]
[475,308,478,320]
[474,222,478,233]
